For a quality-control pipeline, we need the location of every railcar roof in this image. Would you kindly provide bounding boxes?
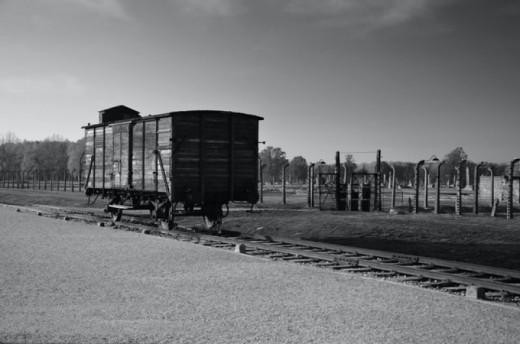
[83,109,263,128]
[152,110,263,121]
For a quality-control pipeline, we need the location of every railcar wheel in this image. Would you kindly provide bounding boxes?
[150,201,162,221]
[222,203,229,217]
[168,206,175,228]
[111,208,122,222]
[201,203,223,232]
[149,203,157,219]
[107,196,123,222]
[159,204,175,231]
[202,216,218,230]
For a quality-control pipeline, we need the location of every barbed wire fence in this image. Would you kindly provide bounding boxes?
[0,168,83,192]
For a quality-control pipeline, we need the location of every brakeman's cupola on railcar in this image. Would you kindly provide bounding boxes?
[98,105,141,124]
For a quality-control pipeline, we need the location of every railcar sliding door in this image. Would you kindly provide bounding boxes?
[84,127,94,189]
[132,117,172,193]
[103,126,113,189]
[172,114,202,203]
[232,116,260,201]
[84,125,113,191]
[171,112,260,204]
[93,127,105,189]
[202,113,231,201]
[132,121,145,190]
[132,119,158,191]
[111,122,131,188]
[156,116,172,194]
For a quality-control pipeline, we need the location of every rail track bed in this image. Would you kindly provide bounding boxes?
[7,203,520,307]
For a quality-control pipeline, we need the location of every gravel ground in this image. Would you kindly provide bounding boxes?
[1,206,520,344]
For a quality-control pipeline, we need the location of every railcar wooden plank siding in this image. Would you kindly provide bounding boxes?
[82,106,262,225]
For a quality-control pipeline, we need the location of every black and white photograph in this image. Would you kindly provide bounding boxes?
[1,1,520,343]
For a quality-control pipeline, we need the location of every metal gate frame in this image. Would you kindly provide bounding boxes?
[349,173,377,211]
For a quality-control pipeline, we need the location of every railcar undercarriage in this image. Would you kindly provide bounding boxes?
[86,187,231,231]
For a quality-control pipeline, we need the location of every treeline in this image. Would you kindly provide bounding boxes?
[0,131,512,187]
[0,133,84,174]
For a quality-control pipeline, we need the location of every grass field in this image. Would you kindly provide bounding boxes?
[1,187,520,270]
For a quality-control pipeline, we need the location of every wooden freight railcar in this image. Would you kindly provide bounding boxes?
[83,105,263,229]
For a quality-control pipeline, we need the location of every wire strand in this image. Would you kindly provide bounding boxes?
[339,151,378,154]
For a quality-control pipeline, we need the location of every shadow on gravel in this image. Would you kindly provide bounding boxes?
[305,236,520,271]
[219,230,242,237]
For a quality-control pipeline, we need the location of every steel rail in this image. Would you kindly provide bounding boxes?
[254,236,520,280]
[228,238,520,296]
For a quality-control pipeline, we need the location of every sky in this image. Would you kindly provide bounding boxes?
[1,0,519,164]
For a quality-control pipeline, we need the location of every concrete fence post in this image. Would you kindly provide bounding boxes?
[413,160,424,214]
[507,158,520,219]
[456,159,467,215]
[473,162,484,215]
[435,160,445,214]
[282,163,289,205]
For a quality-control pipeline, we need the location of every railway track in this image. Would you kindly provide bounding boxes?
[6,203,520,307]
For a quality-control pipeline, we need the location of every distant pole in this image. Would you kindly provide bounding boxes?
[422,166,429,209]
[487,166,494,208]
[435,161,445,214]
[50,170,54,191]
[260,163,267,203]
[282,163,289,205]
[413,160,424,214]
[311,164,317,208]
[79,151,85,192]
[308,163,315,207]
[456,159,467,215]
[376,149,381,211]
[318,171,322,209]
[335,151,341,211]
[473,162,484,214]
[317,162,324,209]
[391,165,396,209]
[71,169,76,192]
[507,158,520,219]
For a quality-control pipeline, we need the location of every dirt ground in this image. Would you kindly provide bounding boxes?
[1,187,520,270]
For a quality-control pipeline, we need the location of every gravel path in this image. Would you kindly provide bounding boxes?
[1,207,519,343]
